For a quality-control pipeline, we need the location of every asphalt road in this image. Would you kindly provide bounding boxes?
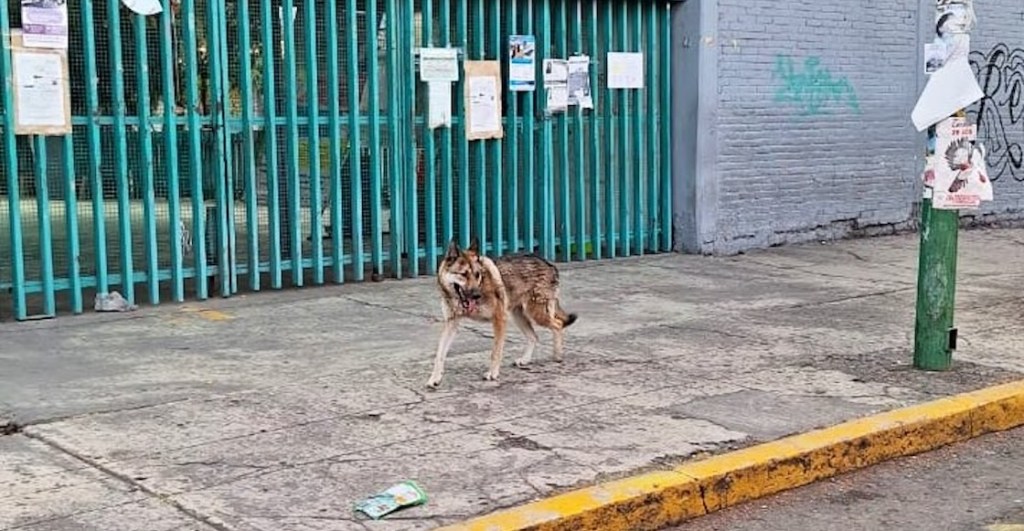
[673,426,1024,531]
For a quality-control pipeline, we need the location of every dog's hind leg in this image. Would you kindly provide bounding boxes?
[484,312,508,381]
[511,308,539,368]
[427,319,459,389]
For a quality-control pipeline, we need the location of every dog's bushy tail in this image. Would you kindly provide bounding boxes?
[556,304,578,328]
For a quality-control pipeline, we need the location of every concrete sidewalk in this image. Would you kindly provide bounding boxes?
[3,229,1024,531]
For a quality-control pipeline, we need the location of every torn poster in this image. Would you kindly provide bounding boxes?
[911,55,983,131]
[543,59,568,113]
[508,35,536,92]
[607,52,644,89]
[21,0,68,49]
[121,0,163,15]
[923,116,992,210]
[567,55,593,109]
[924,41,946,75]
[427,81,452,129]
[419,47,460,83]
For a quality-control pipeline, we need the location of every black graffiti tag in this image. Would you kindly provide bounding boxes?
[968,44,1024,182]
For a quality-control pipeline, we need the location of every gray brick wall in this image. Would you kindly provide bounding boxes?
[689,0,1024,254]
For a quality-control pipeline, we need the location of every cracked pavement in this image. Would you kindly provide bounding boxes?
[3,228,1024,530]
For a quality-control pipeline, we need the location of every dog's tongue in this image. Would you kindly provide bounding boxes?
[465,299,477,313]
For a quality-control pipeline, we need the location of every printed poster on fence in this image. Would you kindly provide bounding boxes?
[543,59,568,113]
[607,52,644,89]
[21,0,68,49]
[9,30,71,135]
[567,55,593,109]
[419,47,460,83]
[464,60,503,141]
[508,35,536,92]
[922,116,992,210]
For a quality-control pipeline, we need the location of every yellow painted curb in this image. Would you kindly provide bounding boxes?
[437,380,1024,531]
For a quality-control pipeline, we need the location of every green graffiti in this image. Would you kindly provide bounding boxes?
[772,55,861,116]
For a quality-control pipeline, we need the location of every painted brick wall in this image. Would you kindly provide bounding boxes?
[702,0,1024,254]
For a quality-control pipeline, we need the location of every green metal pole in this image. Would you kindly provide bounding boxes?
[913,122,960,371]
[912,4,976,370]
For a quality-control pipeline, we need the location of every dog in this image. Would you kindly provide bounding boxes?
[426,238,578,388]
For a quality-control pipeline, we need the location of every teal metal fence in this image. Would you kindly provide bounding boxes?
[0,0,673,321]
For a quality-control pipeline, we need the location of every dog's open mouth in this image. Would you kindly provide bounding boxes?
[453,284,477,313]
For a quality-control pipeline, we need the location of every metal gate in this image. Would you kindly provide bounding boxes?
[0,0,673,321]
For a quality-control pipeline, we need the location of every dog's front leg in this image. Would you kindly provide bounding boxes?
[484,312,507,381]
[427,319,459,389]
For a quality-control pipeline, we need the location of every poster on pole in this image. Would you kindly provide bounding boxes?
[121,0,163,15]
[923,116,992,210]
[419,47,460,83]
[20,0,68,49]
[607,52,644,89]
[543,59,568,113]
[508,35,536,91]
[567,55,593,109]
[464,60,503,140]
[428,81,452,129]
[9,30,71,135]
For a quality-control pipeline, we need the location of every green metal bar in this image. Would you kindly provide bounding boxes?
[632,1,643,254]
[160,2,184,301]
[404,0,419,277]
[62,136,82,313]
[539,0,554,259]
[490,0,503,256]
[601,0,615,258]
[80,0,108,298]
[586,0,601,260]
[439,0,455,250]
[368,0,385,277]
[571,0,585,261]
[523,0,536,253]
[304,0,324,284]
[616,0,630,257]
[206,0,232,297]
[555,0,570,262]
[325,0,344,283]
[659,2,671,252]
[472,0,487,250]
[0,0,25,319]
[456,0,470,249]
[134,14,158,304]
[237,0,259,291]
[215,0,237,295]
[182,0,208,298]
[260,0,282,288]
[424,0,440,273]
[345,0,364,282]
[645,1,658,251]
[386,0,404,277]
[282,0,304,286]
[506,0,520,254]
[107,0,135,303]
[33,136,55,315]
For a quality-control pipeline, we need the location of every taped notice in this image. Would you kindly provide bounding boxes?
[464,60,503,140]
[419,47,459,83]
[607,52,644,89]
[508,35,536,91]
[924,116,992,210]
[428,81,452,129]
[21,0,68,49]
[543,59,568,113]
[567,55,593,109]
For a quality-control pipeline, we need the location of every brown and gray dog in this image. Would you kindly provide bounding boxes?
[427,238,578,388]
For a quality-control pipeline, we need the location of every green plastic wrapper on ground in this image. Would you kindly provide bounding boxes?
[354,481,428,520]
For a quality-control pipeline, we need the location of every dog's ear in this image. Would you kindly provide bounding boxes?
[444,239,461,261]
[467,237,480,254]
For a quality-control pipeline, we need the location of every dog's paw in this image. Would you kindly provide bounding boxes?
[482,370,500,382]
[514,358,532,369]
[425,376,443,389]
